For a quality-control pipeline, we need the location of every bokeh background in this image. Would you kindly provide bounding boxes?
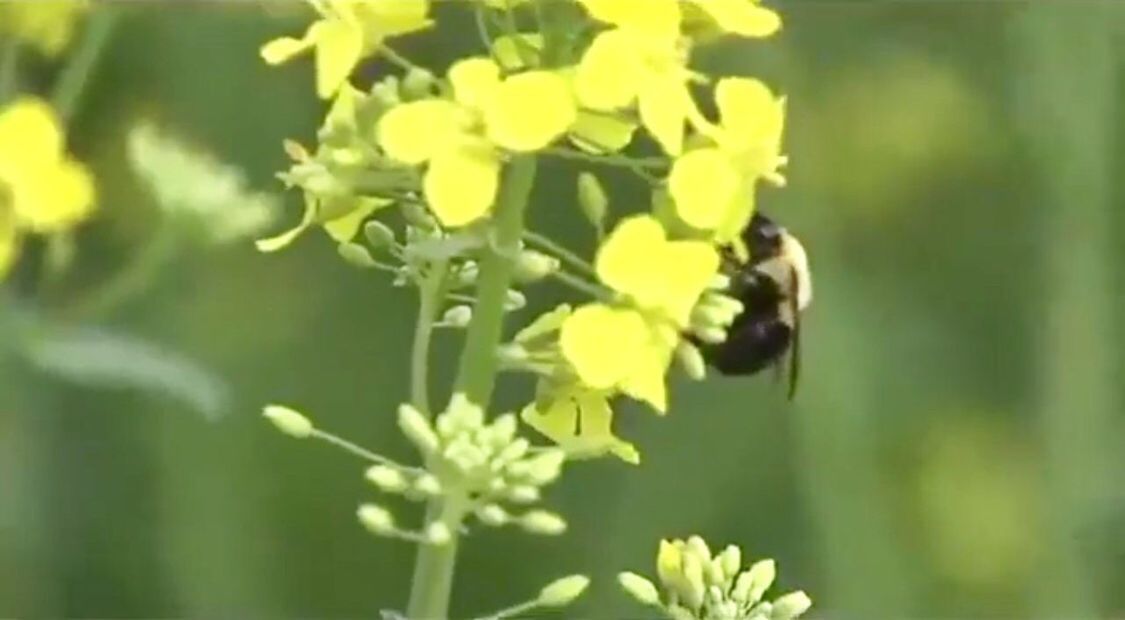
[1,1,1123,617]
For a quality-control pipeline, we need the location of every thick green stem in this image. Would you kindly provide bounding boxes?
[411,260,448,415]
[51,6,119,126]
[405,156,537,619]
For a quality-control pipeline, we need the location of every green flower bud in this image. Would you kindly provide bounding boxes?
[263,404,313,438]
[718,545,742,582]
[497,343,529,366]
[686,536,712,564]
[504,289,527,311]
[617,572,661,606]
[357,504,395,534]
[577,172,608,232]
[520,449,565,485]
[676,341,708,381]
[505,484,541,504]
[425,521,452,546]
[443,438,487,473]
[401,67,437,99]
[493,438,530,468]
[519,510,567,535]
[476,504,510,526]
[694,326,728,345]
[733,559,776,605]
[680,552,706,610]
[365,465,408,493]
[338,242,377,268]
[412,473,442,497]
[538,575,590,607]
[709,274,732,290]
[771,591,812,619]
[401,200,436,230]
[445,393,484,430]
[485,413,518,448]
[371,75,402,107]
[363,220,396,248]
[441,305,473,328]
[513,249,560,283]
[454,260,479,287]
[666,604,695,620]
[397,404,439,455]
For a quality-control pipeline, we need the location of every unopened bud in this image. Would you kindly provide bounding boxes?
[494,437,530,465]
[485,413,517,447]
[686,536,712,564]
[357,504,395,534]
[771,591,812,619]
[338,242,377,268]
[538,575,590,607]
[412,473,442,497]
[694,326,728,345]
[518,510,567,535]
[676,341,707,381]
[733,559,776,605]
[441,305,472,328]
[401,67,437,99]
[718,545,742,581]
[577,172,608,232]
[513,249,560,283]
[618,572,661,606]
[504,289,527,311]
[505,484,541,504]
[521,449,565,485]
[365,465,408,493]
[680,552,706,610]
[425,521,452,546]
[363,220,396,248]
[454,261,479,287]
[263,405,313,438]
[397,404,439,455]
[476,503,510,526]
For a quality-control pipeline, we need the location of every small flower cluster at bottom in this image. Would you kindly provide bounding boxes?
[618,536,812,620]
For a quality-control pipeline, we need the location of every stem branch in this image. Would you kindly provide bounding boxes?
[411,260,447,415]
[51,5,119,126]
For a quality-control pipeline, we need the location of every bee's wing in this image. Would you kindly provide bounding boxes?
[786,265,802,400]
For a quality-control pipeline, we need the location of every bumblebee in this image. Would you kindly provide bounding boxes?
[700,212,813,398]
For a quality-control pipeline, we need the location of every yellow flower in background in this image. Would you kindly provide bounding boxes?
[577,0,780,39]
[260,0,432,99]
[521,386,640,464]
[684,0,781,38]
[0,98,95,277]
[669,77,786,244]
[377,57,575,227]
[0,0,89,57]
[558,216,718,412]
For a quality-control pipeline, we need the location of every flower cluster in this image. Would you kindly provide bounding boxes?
[618,536,812,620]
[0,98,96,279]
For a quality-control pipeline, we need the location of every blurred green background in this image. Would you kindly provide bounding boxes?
[2,1,1123,617]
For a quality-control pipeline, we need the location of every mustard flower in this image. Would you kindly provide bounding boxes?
[260,0,432,99]
[668,77,786,244]
[0,0,89,57]
[521,383,641,465]
[377,57,575,227]
[0,98,95,277]
[558,215,718,412]
[577,0,780,39]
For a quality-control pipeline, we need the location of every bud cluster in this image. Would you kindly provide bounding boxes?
[618,536,812,620]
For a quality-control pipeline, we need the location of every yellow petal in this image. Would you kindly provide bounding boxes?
[668,147,740,230]
[686,0,781,37]
[255,196,317,252]
[514,303,573,344]
[312,18,363,99]
[638,73,689,156]
[359,0,433,38]
[560,304,647,390]
[568,111,638,154]
[576,0,680,37]
[595,215,667,307]
[423,146,500,227]
[486,71,576,152]
[376,99,461,165]
[260,35,312,65]
[448,56,501,111]
[574,29,643,111]
[620,351,669,413]
[321,197,392,243]
[715,77,785,159]
[660,242,721,326]
[520,390,640,464]
[0,97,63,168]
[14,159,95,233]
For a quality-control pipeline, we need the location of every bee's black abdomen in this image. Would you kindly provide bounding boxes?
[705,318,792,376]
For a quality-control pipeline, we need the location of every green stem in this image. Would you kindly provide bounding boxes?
[411,260,448,415]
[50,5,119,126]
[310,429,419,472]
[0,39,21,104]
[405,156,537,620]
[522,230,595,277]
[542,147,666,170]
[65,221,178,321]
[549,270,611,301]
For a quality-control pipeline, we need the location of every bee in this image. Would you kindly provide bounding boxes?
[700,212,813,399]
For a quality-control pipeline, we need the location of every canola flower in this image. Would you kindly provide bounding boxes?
[0,98,95,278]
[0,0,90,57]
[261,0,432,99]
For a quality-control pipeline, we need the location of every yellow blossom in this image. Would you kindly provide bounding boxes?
[377,57,575,227]
[0,98,95,277]
[521,387,640,464]
[577,0,780,39]
[260,0,432,99]
[668,77,785,243]
[0,0,89,57]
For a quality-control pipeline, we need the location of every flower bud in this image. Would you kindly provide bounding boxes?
[484,413,518,447]
[513,249,560,283]
[263,405,313,438]
[538,575,590,607]
[445,393,484,429]
[617,572,660,606]
[412,473,442,497]
[338,242,377,268]
[666,604,695,620]
[454,260,479,287]
[357,504,395,534]
[505,484,541,504]
[520,449,566,485]
[365,465,408,493]
[504,289,527,311]
[771,591,812,619]
[397,403,439,455]
[363,220,396,248]
[577,172,607,232]
[519,510,567,535]
[425,521,452,546]
[733,559,776,605]
[694,326,728,345]
[495,437,530,465]
[679,552,706,610]
[676,341,707,381]
[401,67,437,99]
[441,305,473,328]
[657,539,683,587]
[686,536,712,564]
[717,545,742,582]
[476,503,510,526]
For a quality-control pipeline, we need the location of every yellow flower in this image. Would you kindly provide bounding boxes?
[558,216,718,412]
[260,0,432,99]
[0,0,89,57]
[0,98,95,277]
[668,77,785,243]
[521,386,640,464]
[683,0,781,38]
[377,57,575,227]
[577,0,780,39]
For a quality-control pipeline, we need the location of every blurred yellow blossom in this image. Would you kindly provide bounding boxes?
[0,0,89,57]
[669,77,785,243]
[0,98,95,277]
[521,386,640,464]
[577,0,780,39]
[377,57,575,227]
[260,0,432,99]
